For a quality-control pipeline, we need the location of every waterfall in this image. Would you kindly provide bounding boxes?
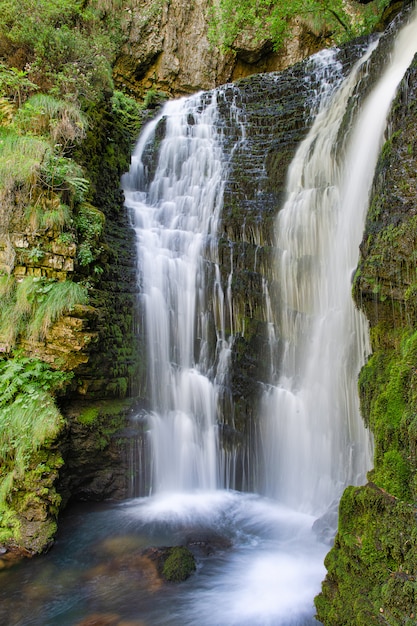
[123,92,233,493]
[261,6,417,517]
[261,45,376,513]
[2,10,417,626]
[123,6,417,507]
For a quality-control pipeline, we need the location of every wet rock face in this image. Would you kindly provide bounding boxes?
[354,56,417,326]
[205,42,370,458]
[57,400,139,506]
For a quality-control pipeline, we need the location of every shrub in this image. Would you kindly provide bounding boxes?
[14,93,87,148]
[208,0,392,52]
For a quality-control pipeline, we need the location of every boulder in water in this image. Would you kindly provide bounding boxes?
[142,545,196,582]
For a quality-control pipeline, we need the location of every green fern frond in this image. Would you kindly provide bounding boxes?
[27,280,88,341]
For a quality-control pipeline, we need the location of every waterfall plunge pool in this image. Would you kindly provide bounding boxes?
[0,492,328,626]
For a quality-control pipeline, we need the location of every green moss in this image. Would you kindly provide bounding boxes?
[317,327,417,622]
[73,399,132,451]
[316,484,417,626]
[358,327,417,501]
[77,406,100,425]
[0,448,64,552]
[162,546,196,582]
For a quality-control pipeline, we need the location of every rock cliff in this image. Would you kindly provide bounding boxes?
[113,0,336,99]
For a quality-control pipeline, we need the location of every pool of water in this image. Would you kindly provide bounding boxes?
[0,491,327,626]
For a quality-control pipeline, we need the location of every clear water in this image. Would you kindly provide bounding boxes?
[0,493,327,626]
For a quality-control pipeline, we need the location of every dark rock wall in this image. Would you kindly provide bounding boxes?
[197,42,371,488]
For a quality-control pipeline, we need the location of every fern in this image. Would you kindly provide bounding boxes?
[0,129,50,188]
[13,93,87,145]
[38,151,88,203]
[0,355,70,502]
[27,280,88,341]
[0,277,88,348]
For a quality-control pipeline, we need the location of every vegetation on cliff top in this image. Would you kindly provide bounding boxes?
[209,0,392,52]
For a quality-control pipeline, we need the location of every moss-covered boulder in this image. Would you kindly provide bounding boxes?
[161,546,196,582]
[316,483,417,625]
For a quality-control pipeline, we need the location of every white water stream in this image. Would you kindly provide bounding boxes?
[123,91,229,492]
[260,44,377,514]
[262,9,417,519]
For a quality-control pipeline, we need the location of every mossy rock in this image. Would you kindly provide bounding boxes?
[315,483,417,625]
[162,546,196,582]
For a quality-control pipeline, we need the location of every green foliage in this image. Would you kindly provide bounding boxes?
[0,93,88,222]
[0,126,88,218]
[162,546,196,582]
[111,90,141,137]
[0,355,69,482]
[0,355,69,545]
[0,0,143,552]
[27,196,72,231]
[39,151,89,203]
[0,0,127,232]
[208,0,391,52]
[14,93,87,148]
[75,202,105,266]
[28,280,89,340]
[0,0,118,103]
[142,88,167,110]
[0,64,38,106]
[0,276,88,348]
[0,128,50,188]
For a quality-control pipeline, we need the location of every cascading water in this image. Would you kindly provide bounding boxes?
[123,93,230,493]
[261,45,377,514]
[120,10,417,624]
[262,7,417,521]
[1,9,417,626]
